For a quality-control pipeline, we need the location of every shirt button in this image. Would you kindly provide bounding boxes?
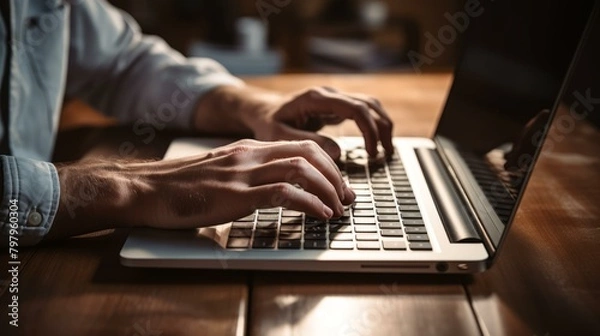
[27,211,43,226]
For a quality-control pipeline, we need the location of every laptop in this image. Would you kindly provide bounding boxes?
[120,0,596,273]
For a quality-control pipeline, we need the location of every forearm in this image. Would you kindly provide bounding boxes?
[45,160,144,241]
[193,85,283,137]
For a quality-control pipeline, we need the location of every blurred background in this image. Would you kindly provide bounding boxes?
[107,0,464,75]
[103,0,598,126]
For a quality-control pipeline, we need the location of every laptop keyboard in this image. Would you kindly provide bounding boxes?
[226,147,432,251]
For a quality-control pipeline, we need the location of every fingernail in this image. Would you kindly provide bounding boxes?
[323,205,334,218]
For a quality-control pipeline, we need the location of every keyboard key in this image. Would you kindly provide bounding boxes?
[407,234,429,242]
[374,195,395,202]
[353,203,374,210]
[329,217,351,224]
[380,229,404,237]
[376,208,398,215]
[382,240,407,250]
[229,229,252,238]
[394,186,413,192]
[256,221,278,229]
[357,241,381,250]
[397,198,418,205]
[402,219,425,226]
[372,190,393,196]
[282,218,302,225]
[398,205,420,211]
[409,242,432,250]
[257,214,279,221]
[396,192,415,199]
[354,225,378,233]
[375,202,396,208]
[341,208,351,217]
[279,232,302,240]
[353,217,376,225]
[330,241,355,250]
[392,180,411,187]
[401,212,422,219]
[305,232,327,240]
[282,210,303,217]
[305,217,326,224]
[329,224,353,233]
[252,238,276,249]
[369,177,389,183]
[379,222,402,229]
[237,214,255,222]
[355,233,380,241]
[330,232,354,241]
[371,183,391,189]
[231,222,254,229]
[278,240,301,249]
[350,183,370,189]
[260,208,281,214]
[404,227,427,234]
[254,229,277,238]
[353,210,375,217]
[378,215,400,221]
[227,238,250,249]
[353,189,371,196]
[355,196,373,203]
[280,224,302,232]
[304,240,328,249]
[305,224,327,232]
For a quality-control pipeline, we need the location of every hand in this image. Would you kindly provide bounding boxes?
[504,109,551,171]
[49,139,355,239]
[194,86,394,160]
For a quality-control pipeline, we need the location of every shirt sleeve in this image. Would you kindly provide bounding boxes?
[0,156,60,246]
[65,0,244,130]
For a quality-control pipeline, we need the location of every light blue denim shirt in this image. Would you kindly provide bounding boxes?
[0,0,243,245]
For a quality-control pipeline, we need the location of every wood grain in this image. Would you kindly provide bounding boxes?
[0,229,248,336]
[468,104,600,335]
[250,273,481,336]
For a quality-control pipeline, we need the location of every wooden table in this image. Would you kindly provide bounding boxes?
[1,74,599,335]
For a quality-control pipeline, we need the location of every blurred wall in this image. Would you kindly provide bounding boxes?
[108,0,464,72]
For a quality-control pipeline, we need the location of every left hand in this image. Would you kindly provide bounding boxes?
[194,86,394,160]
[250,86,394,160]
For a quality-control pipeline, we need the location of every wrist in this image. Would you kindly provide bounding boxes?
[52,161,140,237]
[194,85,282,137]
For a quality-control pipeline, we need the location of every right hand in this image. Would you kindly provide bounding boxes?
[120,139,355,229]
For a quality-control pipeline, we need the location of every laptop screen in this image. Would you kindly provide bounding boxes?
[434,0,594,246]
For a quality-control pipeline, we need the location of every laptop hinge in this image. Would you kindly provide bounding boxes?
[415,148,482,243]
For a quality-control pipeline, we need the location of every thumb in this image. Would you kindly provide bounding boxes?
[276,123,342,160]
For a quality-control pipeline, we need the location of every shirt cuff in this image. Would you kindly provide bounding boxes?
[168,58,245,130]
[1,156,60,246]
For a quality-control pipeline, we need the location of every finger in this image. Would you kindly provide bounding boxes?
[300,88,381,157]
[374,115,394,158]
[251,183,334,219]
[274,123,342,160]
[269,125,355,204]
[248,157,344,216]
[257,140,355,204]
[345,94,394,156]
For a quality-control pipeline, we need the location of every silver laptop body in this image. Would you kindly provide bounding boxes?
[119,0,595,273]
